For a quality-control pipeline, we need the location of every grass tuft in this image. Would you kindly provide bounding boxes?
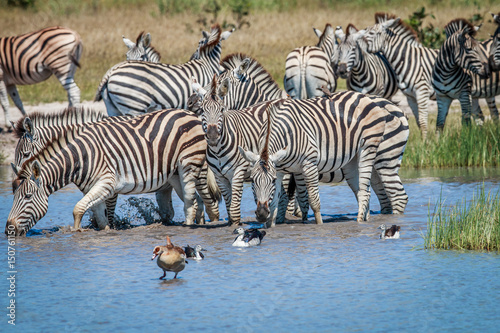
[425,185,500,251]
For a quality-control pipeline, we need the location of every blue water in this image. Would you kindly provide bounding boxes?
[0,166,499,332]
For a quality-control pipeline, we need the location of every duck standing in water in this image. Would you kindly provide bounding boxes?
[151,236,188,279]
[232,227,266,247]
[184,244,206,260]
[378,224,401,239]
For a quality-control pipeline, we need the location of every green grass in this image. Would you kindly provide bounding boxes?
[402,115,500,169]
[425,185,500,251]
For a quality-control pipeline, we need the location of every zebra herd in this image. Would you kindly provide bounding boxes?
[3,12,500,236]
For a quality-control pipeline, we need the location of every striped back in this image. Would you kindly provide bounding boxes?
[0,26,82,86]
[374,12,421,47]
[95,24,231,116]
[122,32,161,62]
[284,24,337,99]
[13,106,131,170]
[8,109,209,234]
[337,24,398,99]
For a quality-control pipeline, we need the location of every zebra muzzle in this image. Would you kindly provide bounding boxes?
[206,125,219,146]
[255,201,270,222]
[337,63,349,79]
[5,219,22,237]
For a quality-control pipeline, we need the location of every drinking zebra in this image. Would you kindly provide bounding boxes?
[238,92,409,226]
[433,19,492,130]
[122,31,161,62]
[6,109,220,236]
[0,26,83,131]
[284,23,337,99]
[94,24,233,116]
[336,24,398,100]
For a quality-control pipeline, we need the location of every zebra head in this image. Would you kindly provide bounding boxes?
[313,23,338,70]
[190,27,235,61]
[337,24,366,79]
[14,117,39,168]
[361,17,400,54]
[123,32,160,62]
[238,103,288,223]
[452,27,490,79]
[6,161,49,236]
[192,75,229,146]
[490,13,500,71]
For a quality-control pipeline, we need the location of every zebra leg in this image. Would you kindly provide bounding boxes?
[302,164,323,225]
[406,95,420,134]
[266,172,287,228]
[370,169,392,214]
[0,80,12,130]
[228,168,247,226]
[435,93,453,133]
[292,173,310,223]
[73,179,116,230]
[194,165,219,223]
[458,90,473,126]
[6,84,26,116]
[55,74,81,106]
[486,96,499,120]
[89,202,109,230]
[156,183,175,224]
[105,194,118,227]
[341,155,374,220]
[282,173,302,217]
[471,98,485,125]
[356,142,381,222]
[178,164,200,225]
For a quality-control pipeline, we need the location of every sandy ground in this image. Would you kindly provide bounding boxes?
[0,91,486,165]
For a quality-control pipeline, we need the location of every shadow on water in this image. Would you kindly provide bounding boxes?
[1,166,500,331]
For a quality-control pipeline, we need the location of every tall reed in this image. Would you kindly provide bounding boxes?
[425,186,500,251]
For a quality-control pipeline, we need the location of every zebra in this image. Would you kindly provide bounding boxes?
[360,15,438,139]
[6,109,220,236]
[284,23,337,99]
[94,24,233,116]
[0,26,83,131]
[491,13,500,70]
[336,24,398,100]
[433,19,492,130]
[190,28,235,61]
[122,31,161,62]
[238,91,409,226]
[190,56,292,225]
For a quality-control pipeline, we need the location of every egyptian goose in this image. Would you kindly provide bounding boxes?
[232,227,266,247]
[184,244,206,260]
[151,236,188,279]
[378,224,401,239]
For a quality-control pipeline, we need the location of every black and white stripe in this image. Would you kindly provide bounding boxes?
[284,24,337,99]
[491,13,500,70]
[239,91,409,226]
[0,26,83,129]
[336,24,398,100]
[434,19,492,130]
[6,109,220,236]
[94,24,233,116]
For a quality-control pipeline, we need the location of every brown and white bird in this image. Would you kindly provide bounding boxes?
[378,224,401,239]
[151,236,188,279]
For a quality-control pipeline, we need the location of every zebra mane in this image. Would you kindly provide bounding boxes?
[136,31,162,60]
[209,73,218,100]
[261,100,284,164]
[198,23,222,56]
[374,12,420,44]
[444,18,476,38]
[317,23,334,47]
[13,106,106,139]
[221,53,282,93]
[345,24,358,39]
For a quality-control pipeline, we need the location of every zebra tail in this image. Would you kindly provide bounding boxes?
[300,62,307,99]
[287,174,296,199]
[69,39,83,69]
[206,167,222,203]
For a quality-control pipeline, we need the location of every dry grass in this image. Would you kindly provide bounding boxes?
[0,2,497,104]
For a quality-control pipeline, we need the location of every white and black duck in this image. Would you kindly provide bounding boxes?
[378,224,401,239]
[184,244,206,260]
[232,227,266,247]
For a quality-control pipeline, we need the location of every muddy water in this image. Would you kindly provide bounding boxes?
[1,166,499,332]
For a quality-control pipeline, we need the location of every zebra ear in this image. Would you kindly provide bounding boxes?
[23,117,34,142]
[218,78,230,99]
[191,76,207,97]
[238,146,260,165]
[352,29,366,41]
[270,147,288,164]
[202,30,210,39]
[381,18,400,30]
[235,58,251,78]
[140,33,152,48]
[31,161,42,187]
[312,27,322,38]
[335,26,345,42]
[347,25,358,36]
[221,28,235,41]
[122,35,135,49]
[11,163,19,177]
